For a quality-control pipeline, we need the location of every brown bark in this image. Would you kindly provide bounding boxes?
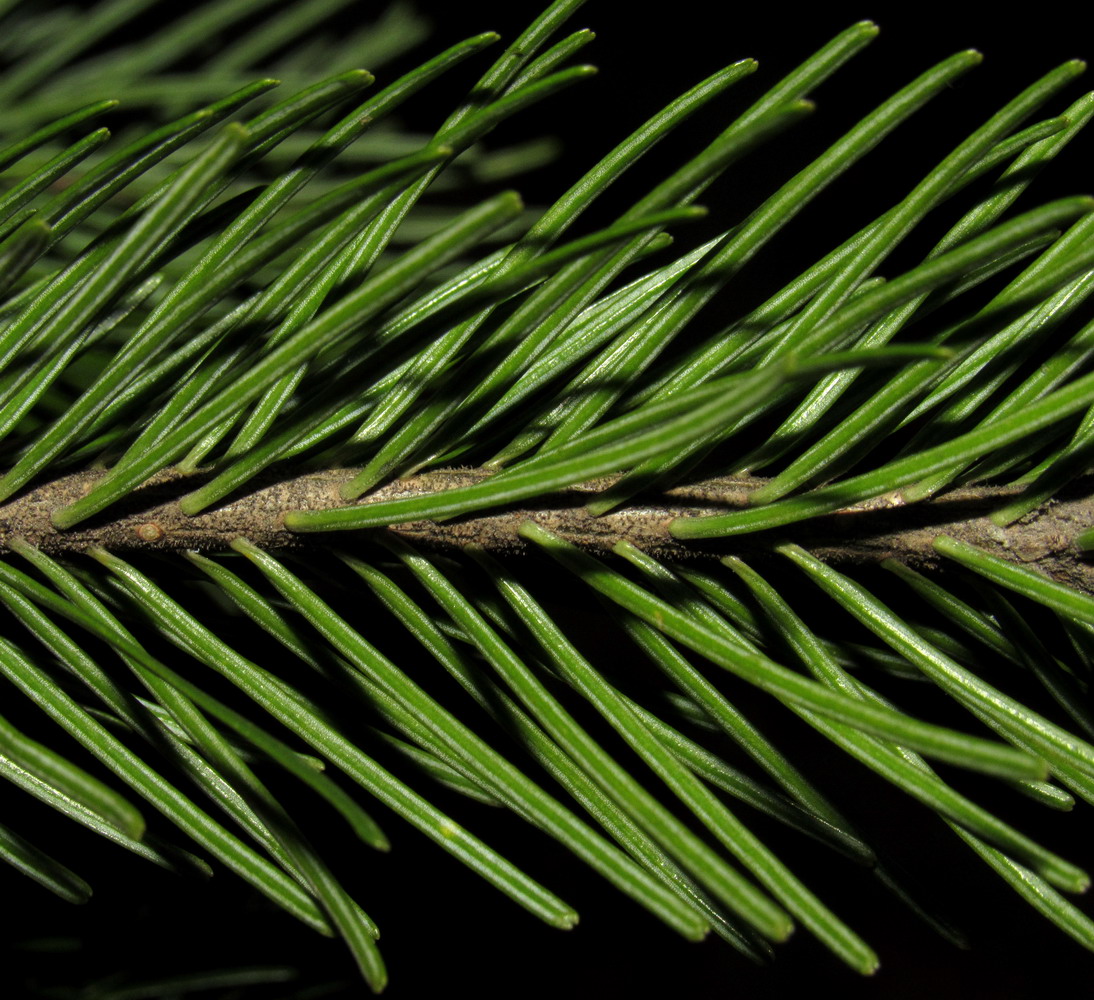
[2,466,1093,592]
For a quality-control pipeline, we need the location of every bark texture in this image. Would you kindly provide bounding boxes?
[2,466,1093,592]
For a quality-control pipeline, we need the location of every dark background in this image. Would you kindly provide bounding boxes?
[6,2,1094,998]
[423,2,1094,244]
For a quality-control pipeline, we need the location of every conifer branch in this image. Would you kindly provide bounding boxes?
[6,1,1094,987]
[5,466,1093,592]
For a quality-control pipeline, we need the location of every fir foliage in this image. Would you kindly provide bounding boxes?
[1,1,1094,994]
